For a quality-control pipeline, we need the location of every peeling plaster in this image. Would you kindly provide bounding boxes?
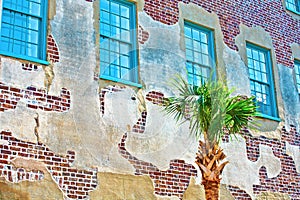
[222,135,281,198]
[286,142,300,173]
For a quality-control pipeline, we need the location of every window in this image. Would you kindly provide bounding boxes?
[295,60,300,94]
[246,44,278,119]
[0,0,48,64]
[100,0,140,87]
[184,22,215,86]
[286,0,300,13]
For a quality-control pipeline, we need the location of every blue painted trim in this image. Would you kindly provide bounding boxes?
[0,51,49,65]
[286,7,300,15]
[100,75,142,88]
[0,0,48,63]
[41,0,48,61]
[257,113,281,122]
[246,43,279,118]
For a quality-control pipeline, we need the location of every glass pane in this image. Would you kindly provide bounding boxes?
[202,55,209,66]
[185,38,192,49]
[29,2,41,16]
[247,48,252,58]
[110,64,120,77]
[100,11,110,24]
[186,48,194,61]
[0,38,10,51]
[111,2,119,14]
[101,0,109,11]
[100,50,110,63]
[100,37,109,49]
[28,30,38,43]
[15,13,26,27]
[27,43,38,57]
[28,17,39,30]
[121,18,129,30]
[121,67,130,80]
[120,55,129,68]
[187,74,193,84]
[121,6,129,18]
[186,62,193,73]
[201,43,208,54]
[193,40,200,50]
[253,50,259,60]
[194,65,201,75]
[121,30,130,42]
[14,26,24,41]
[259,52,265,62]
[200,32,207,43]
[184,26,191,38]
[111,14,120,27]
[100,23,110,36]
[194,52,201,63]
[111,26,120,39]
[120,43,130,55]
[192,29,200,41]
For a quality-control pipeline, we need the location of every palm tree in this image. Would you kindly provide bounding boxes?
[164,75,258,200]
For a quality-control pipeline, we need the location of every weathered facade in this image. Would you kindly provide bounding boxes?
[0,0,299,199]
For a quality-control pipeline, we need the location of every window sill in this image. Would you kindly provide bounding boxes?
[257,113,281,122]
[286,7,300,16]
[100,75,142,88]
[0,51,49,65]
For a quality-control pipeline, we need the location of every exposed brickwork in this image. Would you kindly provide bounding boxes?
[132,111,147,133]
[227,185,252,200]
[222,127,300,199]
[145,90,300,199]
[138,25,150,44]
[143,0,300,67]
[0,163,44,183]
[99,85,123,116]
[0,82,71,112]
[146,91,168,106]
[20,34,60,71]
[0,131,98,199]
[47,34,60,63]
[118,132,197,199]
[21,63,39,71]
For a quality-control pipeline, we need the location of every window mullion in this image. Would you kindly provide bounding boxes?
[3,6,42,19]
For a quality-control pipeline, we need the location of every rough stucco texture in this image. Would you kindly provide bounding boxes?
[144,0,299,68]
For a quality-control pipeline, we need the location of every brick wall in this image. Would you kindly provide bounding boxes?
[144,90,300,199]
[0,82,71,112]
[21,34,60,71]
[118,132,197,199]
[0,131,98,200]
[144,0,300,68]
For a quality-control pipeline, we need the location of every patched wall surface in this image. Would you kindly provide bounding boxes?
[0,0,299,199]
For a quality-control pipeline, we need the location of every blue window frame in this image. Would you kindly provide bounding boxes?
[286,0,300,14]
[100,0,140,87]
[184,22,215,86]
[246,44,279,120]
[295,60,300,94]
[0,0,48,64]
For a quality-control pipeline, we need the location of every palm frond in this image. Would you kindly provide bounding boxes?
[164,74,259,146]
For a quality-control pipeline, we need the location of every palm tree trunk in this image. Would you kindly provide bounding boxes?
[202,179,220,200]
[195,142,228,200]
